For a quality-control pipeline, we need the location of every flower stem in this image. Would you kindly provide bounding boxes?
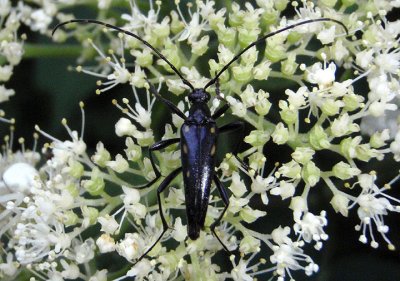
[23,43,82,58]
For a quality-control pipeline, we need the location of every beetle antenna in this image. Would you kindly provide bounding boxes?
[204,18,349,90]
[52,19,195,91]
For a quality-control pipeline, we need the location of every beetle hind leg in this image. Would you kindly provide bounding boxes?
[210,175,234,255]
[134,167,182,264]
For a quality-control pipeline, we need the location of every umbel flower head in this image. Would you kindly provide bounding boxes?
[1,0,400,280]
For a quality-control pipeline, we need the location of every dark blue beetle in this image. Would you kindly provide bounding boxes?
[53,18,348,262]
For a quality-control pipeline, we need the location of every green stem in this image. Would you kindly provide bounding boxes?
[23,43,82,59]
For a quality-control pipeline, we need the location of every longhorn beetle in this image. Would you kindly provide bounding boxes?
[53,17,348,263]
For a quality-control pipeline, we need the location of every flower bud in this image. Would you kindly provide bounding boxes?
[125,137,142,161]
[238,27,260,48]
[83,167,105,196]
[281,53,298,76]
[292,147,315,164]
[253,61,271,81]
[321,99,344,116]
[82,206,99,225]
[240,206,266,223]
[115,118,136,137]
[106,154,129,173]
[330,193,349,217]
[332,161,361,180]
[302,161,320,187]
[244,130,270,147]
[309,125,331,150]
[192,35,209,56]
[370,129,390,148]
[93,142,111,167]
[272,122,289,145]
[239,235,261,254]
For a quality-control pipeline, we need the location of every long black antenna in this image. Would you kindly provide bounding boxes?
[204,18,349,90]
[52,19,195,91]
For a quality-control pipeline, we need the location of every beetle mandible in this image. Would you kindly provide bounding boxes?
[53,17,348,263]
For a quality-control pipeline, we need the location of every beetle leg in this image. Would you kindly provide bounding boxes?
[136,138,180,189]
[218,121,244,134]
[219,121,258,176]
[211,175,233,254]
[135,167,182,264]
[146,80,187,120]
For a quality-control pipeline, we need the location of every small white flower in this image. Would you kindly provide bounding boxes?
[106,154,129,173]
[0,85,15,103]
[30,9,52,33]
[115,117,136,137]
[98,215,119,234]
[3,162,38,193]
[317,25,336,44]
[306,62,336,89]
[96,234,116,253]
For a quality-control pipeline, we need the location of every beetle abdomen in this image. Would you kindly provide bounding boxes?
[181,122,218,240]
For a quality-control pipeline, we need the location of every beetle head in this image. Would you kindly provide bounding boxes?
[189,89,211,103]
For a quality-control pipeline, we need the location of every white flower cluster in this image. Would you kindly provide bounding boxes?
[1,0,400,280]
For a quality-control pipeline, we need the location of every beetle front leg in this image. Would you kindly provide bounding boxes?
[135,166,182,264]
[136,138,180,189]
[211,175,233,254]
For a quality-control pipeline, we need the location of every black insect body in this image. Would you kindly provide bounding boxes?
[53,17,348,263]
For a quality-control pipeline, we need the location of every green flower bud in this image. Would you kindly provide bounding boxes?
[292,147,315,164]
[125,137,142,161]
[66,183,79,198]
[278,160,302,179]
[340,137,357,159]
[272,122,289,145]
[170,11,185,34]
[82,206,99,225]
[274,0,289,11]
[332,161,361,180]
[159,41,182,73]
[265,42,286,62]
[370,130,390,148]
[135,130,154,147]
[240,206,266,223]
[355,144,378,162]
[253,61,271,81]
[279,101,298,125]
[229,3,244,27]
[261,11,278,26]
[343,93,364,111]
[232,65,252,83]
[321,99,343,116]
[192,36,210,56]
[255,94,271,116]
[240,235,261,254]
[281,53,298,76]
[216,26,236,49]
[68,160,84,178]
[152,20,170,39]
[131,49,153,67]
[92,142,111,167]
[302,161,321,187]
[244,130,270,147]
[83,167,105,196]
[64,211,79,226]
[238,27,260,48]
[320,0,337,7]
[287,31,302,44]
[309,125,331,150]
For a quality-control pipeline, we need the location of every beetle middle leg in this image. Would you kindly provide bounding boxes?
[136,138,180,189]
[136,166,182,263]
